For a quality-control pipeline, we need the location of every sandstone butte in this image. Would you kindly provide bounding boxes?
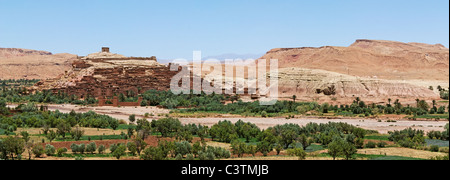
[1,39,449,104]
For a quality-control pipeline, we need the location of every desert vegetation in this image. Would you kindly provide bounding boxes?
[1,83,449,160]
[1,96,448,160]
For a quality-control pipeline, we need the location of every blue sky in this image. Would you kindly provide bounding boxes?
[0,0,448,59]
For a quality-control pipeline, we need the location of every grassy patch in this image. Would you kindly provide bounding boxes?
[414,114,449,119]
[0,129,16,135]
[237,138,259,146]
[55,134,125,142]
[305,144,324,153]
[114,124,136,130]
[365,134,390,141]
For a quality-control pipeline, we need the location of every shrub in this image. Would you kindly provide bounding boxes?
[32,145,45,158]
[140,146,167,160]
[365,141,377,148]
[45,144,56,156]
[377,141,387,148]
[70,143,78,153]
[56,148,68,157]
[98,145,106,154]
[78,144,86,154]
[112,144,127,160]
[175,154,183,160]
[439,147,449,153]
[109,144,118,153]
[186,154,195,160]
[430,145,440,152]
[86,142,97,154]
[127,142,137,156]
[287,148,307,160]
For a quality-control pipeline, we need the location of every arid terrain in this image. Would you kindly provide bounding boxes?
[259,40,449,103]
[0,48,76,80]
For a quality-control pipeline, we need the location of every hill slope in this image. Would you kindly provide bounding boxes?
[258,40,449,103]
[260,39,449,81]
[0,48,77,80]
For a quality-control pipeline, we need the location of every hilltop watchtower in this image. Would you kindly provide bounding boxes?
[102,47,110,53]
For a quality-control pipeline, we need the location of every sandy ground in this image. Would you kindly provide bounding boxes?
[8,104,448,134]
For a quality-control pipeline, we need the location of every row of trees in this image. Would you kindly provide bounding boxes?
[0,104,120,129]
[427,123,449,141]
[176,96,449,118]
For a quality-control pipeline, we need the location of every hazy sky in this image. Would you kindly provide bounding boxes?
[0,0,448,59]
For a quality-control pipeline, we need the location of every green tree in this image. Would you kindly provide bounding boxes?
[46,130,57,143]
[231,140,248,157]
[141,146,167,160]
[328,138,344,160]
[153,118,182,137]
[32,144,45,158]
[129,114,136,124]
[298,134,312,150]
[56,122,70,139]
[287,148,307,160]
[70,126,85,141]
[342,141,357,160]
[86,142,97,154]
[45,144,56,156]
[112,144,127,160]
[2,136,25,160]
[127,142,137,156]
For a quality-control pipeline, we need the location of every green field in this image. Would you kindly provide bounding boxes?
[365,134,390,141]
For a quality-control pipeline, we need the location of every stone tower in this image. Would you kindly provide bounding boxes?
[102,47,110,53]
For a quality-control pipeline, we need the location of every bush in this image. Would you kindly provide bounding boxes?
[32,144,45,158]
[109,144,118,153]
[127,142,137,156]
[439,147,449,153]
[175,154,183,160]
[86,142,97,154]
[365,141,377,148]
[186,154,195,160]
[287,148,307,160]
[45,144,56,156]
[56,148,68,157]
[377,141,387,148]
[70,143,78,153]
[98,145,106,154]
[112,144,127,160]
[430,145,440,152]
[78,144,86,154]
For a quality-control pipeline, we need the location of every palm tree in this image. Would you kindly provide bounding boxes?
[388,98,392,106]
[416,99,420,107]
[292,95,297,103]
